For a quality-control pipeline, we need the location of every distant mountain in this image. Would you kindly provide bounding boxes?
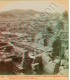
[0,9,39,18]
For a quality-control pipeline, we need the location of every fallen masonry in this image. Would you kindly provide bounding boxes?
[0,41,43,75]
[0,29,68,75]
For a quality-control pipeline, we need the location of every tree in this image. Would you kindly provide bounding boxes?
[63,10,68,19]
[52,37,62,59]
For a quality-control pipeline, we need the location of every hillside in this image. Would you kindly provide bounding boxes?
[0,9,69,75]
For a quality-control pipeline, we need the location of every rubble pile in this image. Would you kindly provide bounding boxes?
[0,33,44,75]
[0,41,22,74]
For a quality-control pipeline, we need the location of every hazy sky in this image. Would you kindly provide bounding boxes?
[0,0,68,13]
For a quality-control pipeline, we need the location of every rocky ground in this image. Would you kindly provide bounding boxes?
[0,10,69,75]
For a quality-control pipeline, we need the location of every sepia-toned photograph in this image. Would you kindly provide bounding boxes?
[0,0,69,76]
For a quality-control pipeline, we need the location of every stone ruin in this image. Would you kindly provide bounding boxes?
[0,40,43,75]
[0,30,69,75]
